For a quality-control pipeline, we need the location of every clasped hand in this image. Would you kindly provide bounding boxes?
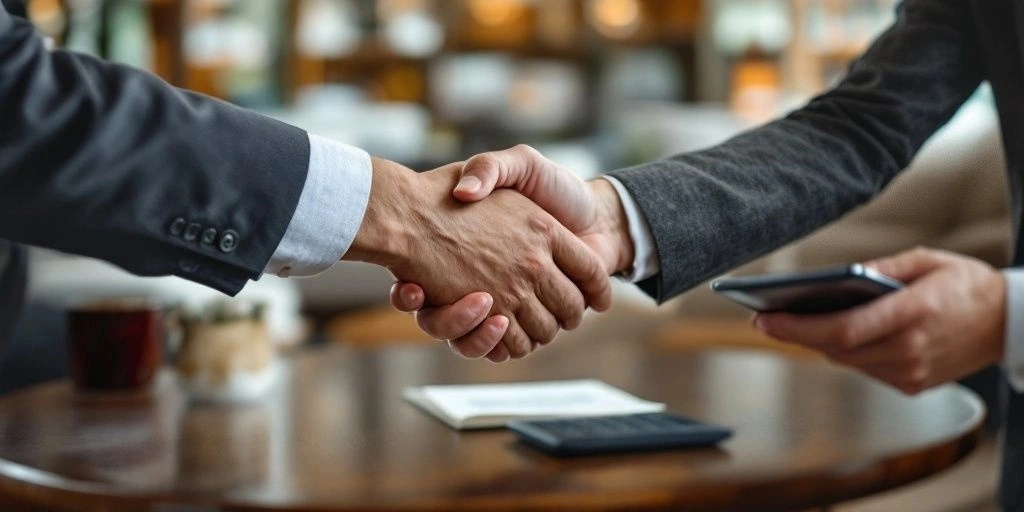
[381,145,1009,399]
[345,153,624,362]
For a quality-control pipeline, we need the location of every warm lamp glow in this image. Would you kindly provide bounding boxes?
[27,0,66,37]
[588,0,641,39]
[468,0,526,27]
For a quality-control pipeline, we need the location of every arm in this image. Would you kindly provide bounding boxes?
[346,158,611,360]
[0,10,311,294]
[608,0,985,301]
[390,146,635,358]
[0,12,611,355]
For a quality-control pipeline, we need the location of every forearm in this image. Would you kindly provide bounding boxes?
[608,0,984,302]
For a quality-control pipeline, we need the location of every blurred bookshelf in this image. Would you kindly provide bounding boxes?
[25,0,898,169]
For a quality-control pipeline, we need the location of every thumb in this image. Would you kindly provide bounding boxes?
[453,144,542,202]
[454,144,557,201]
[864,248,949,284]
[454,145,592,234]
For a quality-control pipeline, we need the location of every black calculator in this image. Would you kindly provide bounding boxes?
[507,412,733,456]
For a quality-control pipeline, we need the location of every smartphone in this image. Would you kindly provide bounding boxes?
[709,264,903,314]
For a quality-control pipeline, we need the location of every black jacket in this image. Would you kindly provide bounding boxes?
[0,6,311,308]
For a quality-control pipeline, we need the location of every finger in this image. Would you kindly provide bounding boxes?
[454,152,515,202]
[549,223,613,312]
[850,363,921,393]
[864,247,949,283]
[851,358,933,395]
[754,289,925,351]
[826,331,910,368]
[448,315,509,359]
[456,146,591,233]
[414,293,494,340]
[827,328,929,377]
[485,341,511,363]
[500,316,535,359]
[389,282,427,312]
[515,298,560,347]
[535,262,586,330]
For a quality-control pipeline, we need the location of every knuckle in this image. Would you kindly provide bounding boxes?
[473,152,500,171]
[524,253,548,274]
[527,213,555,238]
[513,144,540,158]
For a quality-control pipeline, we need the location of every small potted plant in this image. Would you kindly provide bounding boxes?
[175,300,279,403]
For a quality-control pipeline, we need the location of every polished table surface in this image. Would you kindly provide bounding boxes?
[0,317,985,512]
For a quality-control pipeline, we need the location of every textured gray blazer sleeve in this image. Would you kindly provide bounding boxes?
[607,0,985,303]
[0,9,310,295]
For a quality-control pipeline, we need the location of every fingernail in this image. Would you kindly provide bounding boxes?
[455,176,481,193]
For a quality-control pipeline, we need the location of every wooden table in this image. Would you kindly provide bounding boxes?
[0,327,984,512]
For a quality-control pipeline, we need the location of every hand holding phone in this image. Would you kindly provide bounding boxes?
[710,264,904,314]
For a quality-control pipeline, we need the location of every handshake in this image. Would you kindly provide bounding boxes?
[343,145,635,363]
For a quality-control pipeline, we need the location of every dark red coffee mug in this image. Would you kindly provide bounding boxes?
[66,299,165,391]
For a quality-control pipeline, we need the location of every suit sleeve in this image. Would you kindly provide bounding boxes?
[606,0,986,302]
[0,10,310,295]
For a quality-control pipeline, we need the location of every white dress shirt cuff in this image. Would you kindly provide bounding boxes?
[1003,269,1024,392]
[599,176,660,283]
[264,133,372,277]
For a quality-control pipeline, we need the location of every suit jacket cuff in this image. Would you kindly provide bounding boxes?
[264,134,371,277]
[1003,269,1024,393]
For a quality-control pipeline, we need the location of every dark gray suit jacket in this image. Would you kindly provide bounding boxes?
[0,9,309,333]
[608,1,1023,509]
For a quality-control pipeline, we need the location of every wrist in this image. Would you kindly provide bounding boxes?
[588,178,635,275]
[344,157,417,267]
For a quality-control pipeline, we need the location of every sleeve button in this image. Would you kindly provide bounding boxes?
[169,218,187,236]
[219,230,239,253]
[201,228,218,245]
[184,223,201,241]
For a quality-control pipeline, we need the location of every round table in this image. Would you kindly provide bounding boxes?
[0,331,984,512]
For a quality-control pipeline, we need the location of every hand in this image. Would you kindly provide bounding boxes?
[389,145,635,360]
[345,157,612,360]
[753,248,1006,395]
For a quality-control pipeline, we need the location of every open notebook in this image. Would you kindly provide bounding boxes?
[403,379,666,430]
